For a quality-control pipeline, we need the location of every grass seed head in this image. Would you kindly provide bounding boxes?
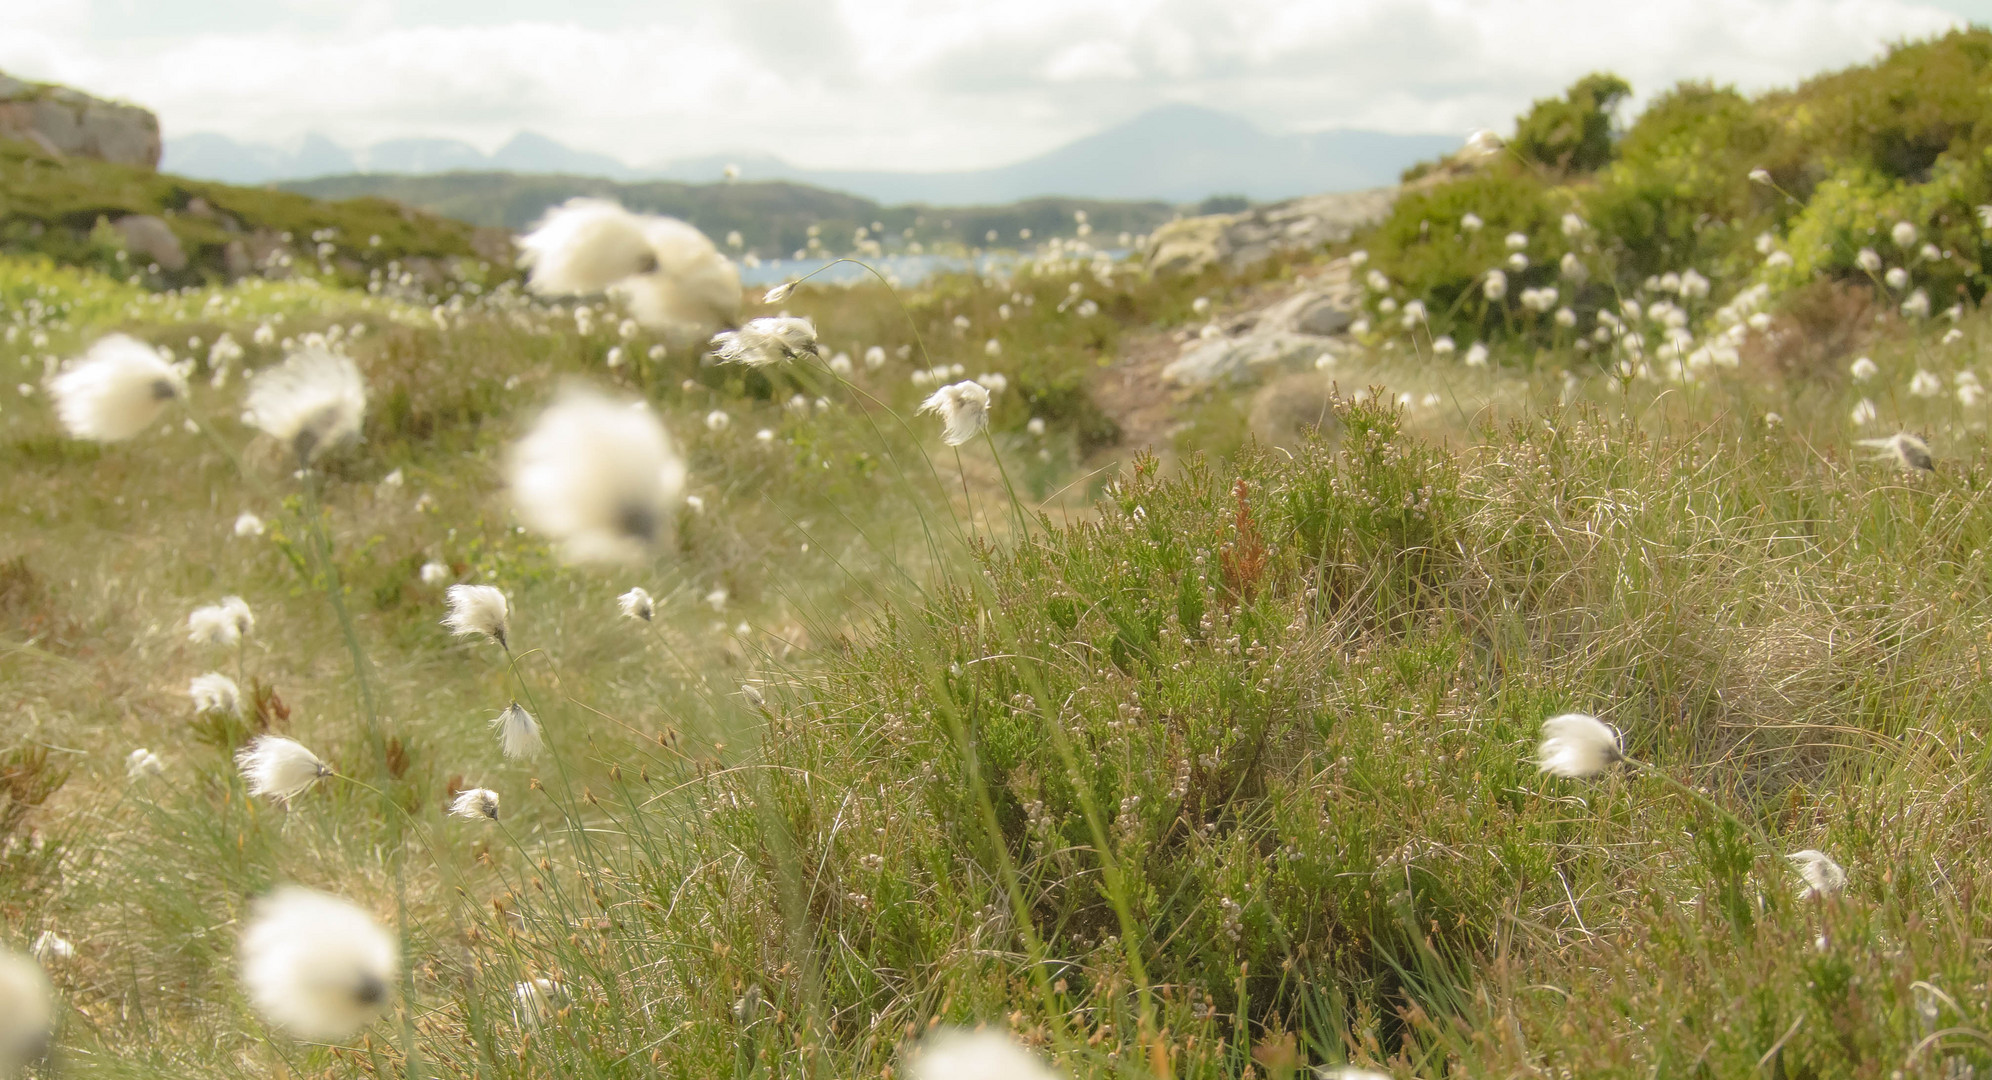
[240,887,397,1041]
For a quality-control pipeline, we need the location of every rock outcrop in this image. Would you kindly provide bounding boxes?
[0,70,161,169]
[1145,187,1400,276]
[1161,257,1364,386]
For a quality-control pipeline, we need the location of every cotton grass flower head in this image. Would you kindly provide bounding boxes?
[235,735,330,804]
[907,1028,1061,1080]
[1464,342,1489,368]
[1908,370,1942,397]
[243,347,366,464]
[492,702,543,760]
[709,317,819,367]
[443,584,510,648]
[448,788,501,821]
[125,748,164,780]
[509,388,685,565]
[418,561,450,586]
[1891,220,1919,248]
[188,596,254,647]
[1787,850,1847,899]
[240,887,397,1041]
[233,512,265,538]
[189,672,241,715]
[1748,167,1772,185]
[618,586,655,621]
[1459,212,1484,233]
[0,949,54,1074]
[1902,289,1931,320]
[1535,713,1622,779]
[49,334,187,442]
[1857,432,1934,472]
[513,978,567,1028]
[609,218,744,337]
[1855,247,1882,273]
[1482,269,1507,301]
[918,381,992,446]
[517,198,656,295]
[1850,356,1878,381]
[1884,266,1910,291]
[1851,398,1878,426]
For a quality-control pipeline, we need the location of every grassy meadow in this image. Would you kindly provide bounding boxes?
[11,28,1992,1080]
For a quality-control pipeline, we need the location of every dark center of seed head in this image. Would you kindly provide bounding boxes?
[617,501,659,544]
[354,974,387,1006]
[151,379,178,400]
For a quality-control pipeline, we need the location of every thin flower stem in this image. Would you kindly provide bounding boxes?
[1621,755,1778,857]
[297,465,383,740]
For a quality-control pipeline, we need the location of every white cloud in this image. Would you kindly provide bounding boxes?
[0,0,1964,169]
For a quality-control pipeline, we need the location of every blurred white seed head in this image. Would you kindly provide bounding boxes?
[1482,269,1508,302]
[492,702,543,760]
[1891,220,1919,248]
[189,672,241,715]
[1909,369,1943,398]
[1787,850,1847,898]
[1748,167,1772,185]
[235,735,330,804]
[763,281,795,304]
[448,788,500,821]
[1504,231,1528,251]
[908,1029,1061,1080]
[233,511,265,538]
[1855,248,1882,273]
[243,347,366,464]
[188,596,254,648]
[1857,432,1934,472]
[49,334,187,442]
[0,949,54,1075]
[1431,335,1456,356]
[513,978,567,1028]
[618,586,655,621]
[125,748,164,780]
[1885,266,1910,291]
[419,561,450,586]
[1535,713,1621,778]
[1464,342,1490,368]
[710,317,819,367]
[1850,357,1878,381]
[443,584,510,648]
[863,345,887,369]
[1459,212,1484,232]
[918,381,992,446]
[509,387,685,565]
[240,887,397,1041]
[1851,398,1878,426]
[1902,289,1931,320]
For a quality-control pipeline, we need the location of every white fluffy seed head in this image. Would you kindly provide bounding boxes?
[709,317,820,367]
[188,596,253,647]
[234,735,330,804]
[233,512,265,538]
[443,584,510,647]
[240,887,397,1041]
[618,587,655,621]
[492,702,543,760]
[125,748,164,780]
[518,199,657,295]
[512,978,566,1028]
[908,1029,1061,1080]
[1535,713,1622,779]
[448,788,501,821]
[243,347,366,464]
[1857,432,1934,472]
[28,933,72,966]
[918,381,992,446]
[1787,849,1848,898]
[608,217,743,341]
[0,950,54,1074]
[508,388,685,565]
[189,672,242,715]
[48,333,187,442]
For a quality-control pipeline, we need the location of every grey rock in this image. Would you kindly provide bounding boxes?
[114,216,187,271]
[1296,298,1355,336]
[1144,186,1401,276]
[0,69,161,168]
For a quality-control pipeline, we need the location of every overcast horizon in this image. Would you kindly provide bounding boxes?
[7,0,1989,173]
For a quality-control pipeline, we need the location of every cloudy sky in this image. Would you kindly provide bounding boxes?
[4,0,1984,170]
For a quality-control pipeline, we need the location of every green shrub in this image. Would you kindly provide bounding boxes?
[1512,73,1631,174]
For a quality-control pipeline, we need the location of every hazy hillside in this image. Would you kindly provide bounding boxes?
[280,172,1179,255]
[167,105,1458,203]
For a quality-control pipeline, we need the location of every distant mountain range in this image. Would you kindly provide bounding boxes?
[166,105,1460,205]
